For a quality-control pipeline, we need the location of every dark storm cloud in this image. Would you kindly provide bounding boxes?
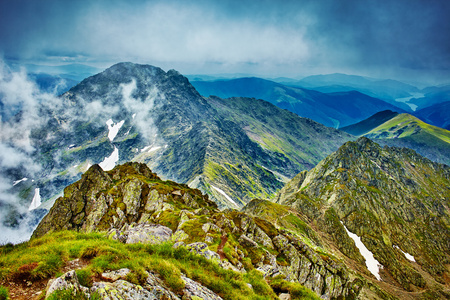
[0,0,449,81]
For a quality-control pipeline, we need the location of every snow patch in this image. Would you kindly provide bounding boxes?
[140,145,162,153]
[99,147,119,171]
[13,177,28,186]
[106,119,125,142]
[29,188,42,210]
[211,185,239,208]
[341,221,382,280]
[393,245,416,262]
[132,113,136,119]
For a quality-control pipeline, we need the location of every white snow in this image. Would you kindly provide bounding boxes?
[140,145,162,153]
[13,178,28,186]
[99,147,119,171]
[211,185,240,208]
[341,221,382,280]
[132,113,136,119]
[29,188,42,210]
[106,119,125,142]
[393,245,416,262]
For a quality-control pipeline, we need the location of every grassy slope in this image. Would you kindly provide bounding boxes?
[367,113,450,144]
[0,231,320,300]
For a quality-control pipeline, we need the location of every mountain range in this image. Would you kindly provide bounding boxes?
[0,62,449,299]
[2,136,449,299]
[191,77,405,128]
[3,62,352,236]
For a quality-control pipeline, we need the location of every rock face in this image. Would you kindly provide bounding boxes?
[23,62,352,211]
[277,137,450,297]
[33,162,369,299]
[33,162,217,238]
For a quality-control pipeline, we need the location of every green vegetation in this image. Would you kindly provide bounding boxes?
[0,231,295,300]
[367,113,450,143]
[0,286,8,300]
[268,275,321,300]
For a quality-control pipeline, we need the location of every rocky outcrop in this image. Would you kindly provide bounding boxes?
[32,162,218,238]
[33,162,369,299]
[277,137,450,296]
[108,223,173,244]
[45,268,221,300]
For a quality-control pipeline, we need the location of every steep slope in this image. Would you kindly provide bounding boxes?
[341,112,450,166]
[414,101,450,130]
[277,137,450,299]
[17,62,353,213]
[341,110,400,136]
[26,162,389,299]
[191,77,404,128]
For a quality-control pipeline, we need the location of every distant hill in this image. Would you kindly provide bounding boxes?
[414,101,450,130]
[191,77,404,128]
[409,85,450,110]
[341,110,400,136]
[287,73,420,111]
[341,112,450,165]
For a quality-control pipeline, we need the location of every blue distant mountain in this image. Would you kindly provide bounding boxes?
[275,73,420,112]
[414,101,450,130]
[191,77,405,128]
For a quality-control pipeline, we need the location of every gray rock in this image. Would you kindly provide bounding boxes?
[109,223,173,244]
[182,275,223,300]
[45,270,83,299]
[186,242,220,262]
[279,293,291,300]
[145,272,180,299]
[91,280,155,299]
[238,234,258,248]
[102,268,131,281]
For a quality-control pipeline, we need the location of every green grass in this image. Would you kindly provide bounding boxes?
[0,286,8,300]
[368,113,450,144]
[0,231,303,300]
[268,276,321,300]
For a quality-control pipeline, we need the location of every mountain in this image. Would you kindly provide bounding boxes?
[3,62,352,227]
[341,112,450,165]
[409,85,450,110]
[0,162,393,299]
[4,140,449,299]
[289,73,420,111]
[191,77,404,128]
[414,101,450,130]
[277,137,450,299]
[341,110,400,136]
[28,73,79,95]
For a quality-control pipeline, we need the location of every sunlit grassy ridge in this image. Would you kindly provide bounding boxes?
[367,113,450,143]
[0,231,320,300]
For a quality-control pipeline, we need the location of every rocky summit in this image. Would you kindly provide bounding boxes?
[277,137,450,299]
[17,62,353,213]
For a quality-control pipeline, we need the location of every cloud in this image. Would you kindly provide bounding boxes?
[1,0,449,82]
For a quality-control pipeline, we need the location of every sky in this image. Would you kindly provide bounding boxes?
[0,0,449,84]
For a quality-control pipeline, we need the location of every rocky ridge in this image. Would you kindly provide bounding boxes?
[31,162,388,299]
[277,137,450,299]
[18,62,352,212]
